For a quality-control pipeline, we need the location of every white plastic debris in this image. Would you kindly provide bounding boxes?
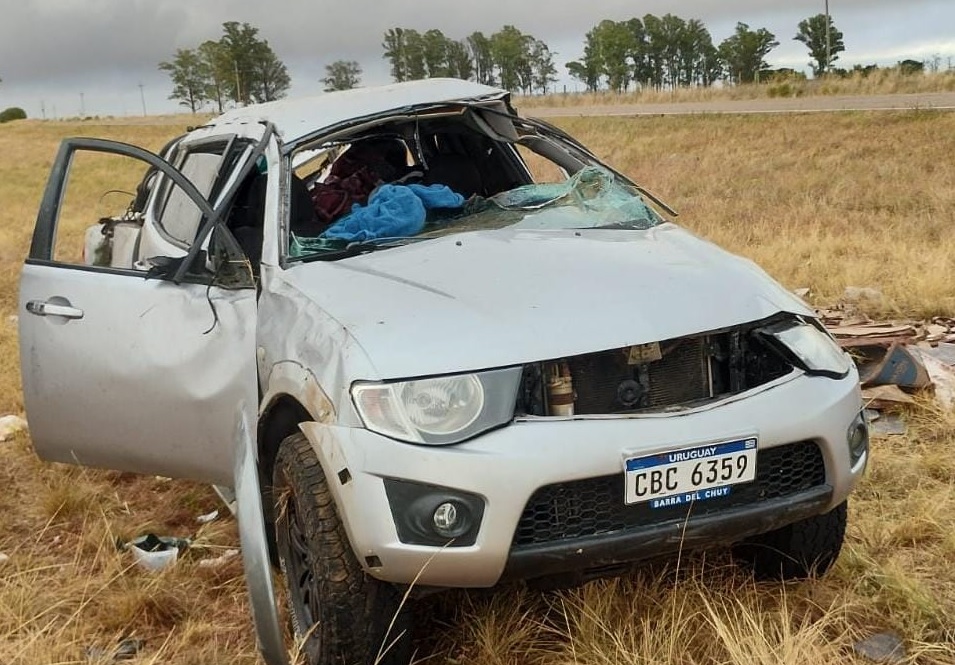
[198,548,240,569]
[130,545,178,571]
[196,509,219,524]
[914,349,955,410]
[0,552,10,565]
[125,534,188,571]
[0,415,28,442]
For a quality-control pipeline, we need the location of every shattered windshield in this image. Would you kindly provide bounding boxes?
[287,115,665,261]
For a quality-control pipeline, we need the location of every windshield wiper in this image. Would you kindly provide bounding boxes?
[297,236,429,263]
[586,220,657,231]
[299,241,381,263]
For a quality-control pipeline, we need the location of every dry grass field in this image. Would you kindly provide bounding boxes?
[1,108,955,664]
[518,69,955,108]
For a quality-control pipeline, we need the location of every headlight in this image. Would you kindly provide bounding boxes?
[351,367,523,445]
[762,319,852,378]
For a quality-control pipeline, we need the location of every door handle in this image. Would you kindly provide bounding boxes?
[26,300,85,320]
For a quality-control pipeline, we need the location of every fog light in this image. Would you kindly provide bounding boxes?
[847,412,869,466]
[433,502,462,537]
[383,479,485,546]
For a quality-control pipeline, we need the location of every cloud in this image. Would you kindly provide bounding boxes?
[1,0,953,116]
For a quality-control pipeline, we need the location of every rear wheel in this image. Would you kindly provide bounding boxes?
[273,432,413,665]
[733,500,848,580]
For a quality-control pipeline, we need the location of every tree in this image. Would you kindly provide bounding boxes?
[382,28,410,82]
[446,39,474,80]
[422,29,451,78]
[402,30,427,80]
[897,59,924,76]
[158,48,208,112]
[589,20,636,92]
[794,14,845,77]
[719,22,779,84]
[0,107,27,123]
[467,32,495,85]
[162,22,290,110]
[489,25,533,92]
[566,59,600,92]
[322,60,362,91]
[214,21,289,104]
[198,40,228,113]
[529,40,557,94]
[249,40,290,101]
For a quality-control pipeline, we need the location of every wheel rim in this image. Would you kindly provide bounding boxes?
[276,473,323,655]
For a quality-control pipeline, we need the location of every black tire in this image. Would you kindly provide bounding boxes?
[733,500,848,581]
[272,432,413,665]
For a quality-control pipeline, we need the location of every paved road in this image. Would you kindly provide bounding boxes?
[525,91,955,118]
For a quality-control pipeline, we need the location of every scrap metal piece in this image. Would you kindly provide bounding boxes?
[858,342,931,390]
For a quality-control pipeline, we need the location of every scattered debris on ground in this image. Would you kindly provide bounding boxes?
[85,637,145,662]
[196,509,219,524]
[198,548,240,569]
[0,552,9,565]
[865,409,908,436]
[798,287,955,431]
[121,534,191,571]
[0,415,28,442]
[852,631,906,664]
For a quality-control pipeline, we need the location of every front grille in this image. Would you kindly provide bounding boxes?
[512,440,826,548]
[517,317,796,417]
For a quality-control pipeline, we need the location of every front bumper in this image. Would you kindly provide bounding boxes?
[501,485,832,582]
[300,369,865,588]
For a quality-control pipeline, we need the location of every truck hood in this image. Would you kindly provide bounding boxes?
[280,224,812,379]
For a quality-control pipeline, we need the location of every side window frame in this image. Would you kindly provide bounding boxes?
[150,135,240,249]
[31,138,221,271]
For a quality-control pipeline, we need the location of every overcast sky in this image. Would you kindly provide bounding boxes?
[1,0,953,118]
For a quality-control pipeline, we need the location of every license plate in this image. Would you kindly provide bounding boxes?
[624,438,757,508]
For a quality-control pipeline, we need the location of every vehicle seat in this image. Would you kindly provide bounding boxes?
[421,154,484,198]
[227,173,319,266]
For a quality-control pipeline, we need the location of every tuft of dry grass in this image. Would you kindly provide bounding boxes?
[2,111,955,663]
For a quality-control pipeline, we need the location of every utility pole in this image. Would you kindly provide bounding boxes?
[138,83,147,116]
[825,0,831,75]
[40,100,46,120]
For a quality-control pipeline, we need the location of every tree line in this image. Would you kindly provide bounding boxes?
[162,12,946,110]
[159,21,290,113]
[380,26,557,94]
[376,14,843,94]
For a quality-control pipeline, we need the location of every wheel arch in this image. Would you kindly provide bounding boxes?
[257,361,338,562]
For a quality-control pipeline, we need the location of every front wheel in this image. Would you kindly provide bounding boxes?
[272,432,413,665]
[733,500,848,580]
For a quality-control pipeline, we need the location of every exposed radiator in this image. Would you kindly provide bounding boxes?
[566,337,709,415]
